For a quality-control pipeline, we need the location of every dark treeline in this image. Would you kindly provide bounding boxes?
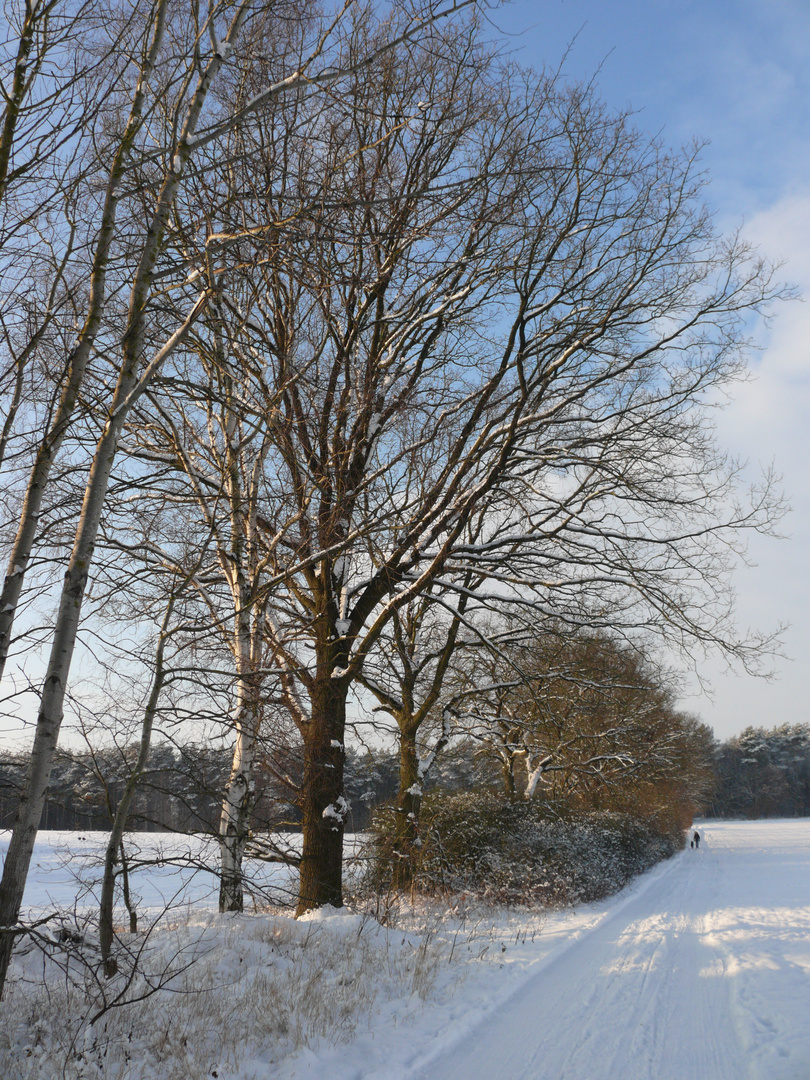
[0,742,407,835]
[10,720,810,837]
[0,744,231,834]
[708,724,810,819]
[0,736,558,836]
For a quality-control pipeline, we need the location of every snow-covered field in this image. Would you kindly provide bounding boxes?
[2,820,809,1079]
[10,829,301,914]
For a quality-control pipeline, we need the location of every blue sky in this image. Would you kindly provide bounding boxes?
[490,0,810,213]
[489,0,810,739]
[1,2,805,747]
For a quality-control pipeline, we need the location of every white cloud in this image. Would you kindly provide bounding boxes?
[680,191,810,738]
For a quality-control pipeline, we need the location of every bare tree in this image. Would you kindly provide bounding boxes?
[0,0,119,597]
[0,2,783,993]
[117,305,281,912]
[356,586,472,888]
[0,0,483,994]
[96,565,205,975]
[209,18,535,913]
[184,30,783,918]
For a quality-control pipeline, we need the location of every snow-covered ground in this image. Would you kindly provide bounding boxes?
[398,819,810,1080]
[2,820,809,1079]
[11,829,301,914]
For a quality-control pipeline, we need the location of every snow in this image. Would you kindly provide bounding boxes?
[3,821,810,1079]
[272,821,810,1080]
[5,830,299,913]
[322,796,350,825]
[392,820,810,1080]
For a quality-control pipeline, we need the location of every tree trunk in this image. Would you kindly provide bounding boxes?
[218,711,256,912]
[295,679,347,916]
[218,551,261,911]
[0,2,38,202]
[502,755,517,798]
[119,842,137,932]
[0,410,131,990]
[392,727,422,891]
[0,13,212,989]
[0,0,171,682]
[0,289,207,996]
[100,608,170,973]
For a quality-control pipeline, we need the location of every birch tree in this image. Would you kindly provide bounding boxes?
[0,0,115,602]
[0,0,481,993]
[0,1,229,992]
[119,302,281,912]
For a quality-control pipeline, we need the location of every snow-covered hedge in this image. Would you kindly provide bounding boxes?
[367,794,683,907]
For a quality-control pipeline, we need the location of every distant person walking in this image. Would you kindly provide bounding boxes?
[692,830,700,849]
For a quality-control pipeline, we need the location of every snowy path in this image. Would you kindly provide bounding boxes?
[406,821,810,1080]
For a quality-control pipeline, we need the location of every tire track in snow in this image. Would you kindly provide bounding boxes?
[698,826,810,1080]
[409,837,754,1080]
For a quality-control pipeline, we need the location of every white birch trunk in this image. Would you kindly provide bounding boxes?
[0,0,171,680]
[218,601,260,911]
[218,710,256,912]
[524,753,553,799]
[0,0,240,988]
[217,402,264,912]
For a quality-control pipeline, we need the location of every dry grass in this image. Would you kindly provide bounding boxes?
[0,904,463,1080]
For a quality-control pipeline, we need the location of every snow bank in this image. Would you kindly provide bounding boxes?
[0,895,457,1078]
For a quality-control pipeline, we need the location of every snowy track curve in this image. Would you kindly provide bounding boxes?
[409,821,810,1080]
